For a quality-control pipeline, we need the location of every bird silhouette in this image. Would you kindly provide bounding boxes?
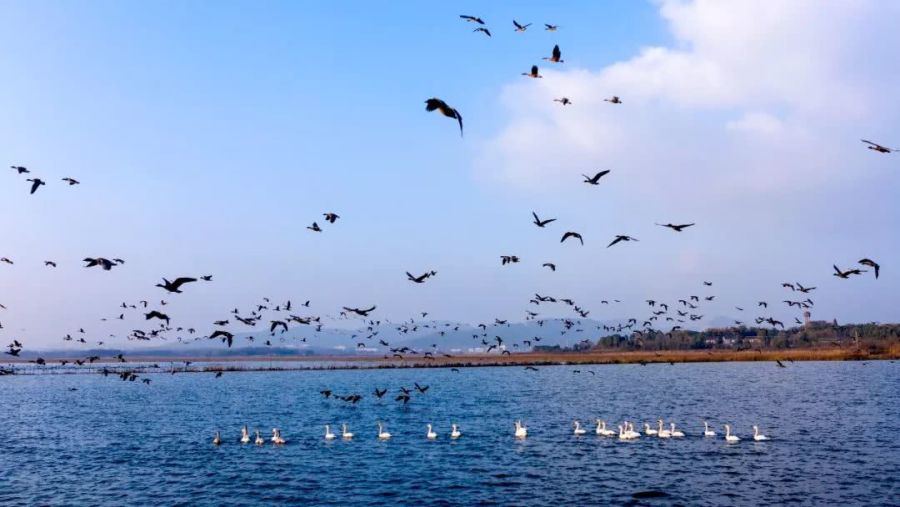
[607,235,638,248]
[156,277,198,293]
[858,258,880,279]
[656,223,694,232]
[561,231,583,245]
[532,212,556,227]
[513,20,531,32]
[582,170,610,185]
[459,15,484,24]
[542,45,564,63]
[473,27,491,37]
[522,65,542,78]
[425,98,463,137]
[25,178,45,194]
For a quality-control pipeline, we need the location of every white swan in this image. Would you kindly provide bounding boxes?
[573,420,587,435]
[240,426,250,444]
[752,425,770,441]
[451,424,461,439]
[618,423,639,440]
[595,419,615,436]
[213,431,221,445]
[724,424,740,443]
[254,430,264,445]
[271,428,285,444]
[703,421,716,437]
[625,422,641,439]
[426,424,438,440]
[378,423,392,440]
[670,423,685,437]
[644,423,658,436]
[657,419,672,438]
[324,424,336,440]
[341,424,353,440]
[514,420,528,439]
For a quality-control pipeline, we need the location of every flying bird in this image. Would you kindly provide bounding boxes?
[858,258,880,279]
[459,15,484,24]
[144,311,170,323]
[544,24,559,31]
[26,178,45,194]
[532,212,556,227]
[656,223,695,232]
[861,139,895,153]
[833,265,866,279]
[323,213,340,223]
[61,177,80,185]
[343,305,376,317]
[522,65,542,78]
[210,330,234,347]
[604,96,622,104]
[582,170,610,185]
[542,263,556,271]
[83,257,117,270]
[553,97,572,105]
[473,27,491,37]
[10,165,28,174]
[156,277,198,293]
[542,45,564,63]
[607,235,638,248]
[500,255,520,265]
[424,98,463,137]
[513,20,531,32]
[560,231,583,245]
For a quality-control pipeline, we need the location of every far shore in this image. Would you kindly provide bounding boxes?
[4,346,897,373]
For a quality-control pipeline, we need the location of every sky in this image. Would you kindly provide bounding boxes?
[1,0,898,349]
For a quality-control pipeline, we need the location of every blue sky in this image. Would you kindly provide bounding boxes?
[1,1,898,348]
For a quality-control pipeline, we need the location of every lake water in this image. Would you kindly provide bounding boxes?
[1,361,897,505]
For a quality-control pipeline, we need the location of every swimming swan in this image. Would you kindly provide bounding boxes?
[595,419,616,436]
[514,420,528,439]
[625,422,641,439]
[573,420,587,435]
[657,419,672,438]
[341,424,353,440]
[213,431,221,446]
[324,425,336,440]
[271,428,285,444]
[724,424,740,443]
[644,423,658,436]
[426,424,438,440]
[378,423,392,440]
[240,426,250,444]
[703,421,716,437]
[752,425,770,441]
[450,424,461,439]
[670,423,685,437]
[254,430,264,445]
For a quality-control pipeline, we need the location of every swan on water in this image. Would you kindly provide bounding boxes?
[595,419,615,436]
[515,420,528,439]
[378,423,392,440]
[426,424,438,440]
[644,423,658,436]
[254,430,264,445]
[240,426,250,444]
[657,419,672,438]
[724,424,740,443]
[342,424,354,440]
[752,425,770,441]
[450,424,461,439]
[573,420,587,435]
[213,431,221,446]
[625,422,641,439]
[670,423,685,438]
[271,428,285,445]
[703,421,716,437]
[324,425,336,440]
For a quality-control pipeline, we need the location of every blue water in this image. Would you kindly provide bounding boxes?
[1,361,898,505]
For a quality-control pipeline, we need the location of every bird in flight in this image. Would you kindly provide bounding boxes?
[833,265,866,279]
[200,275,213,281]
[406,271,436,284]
[858,258,880,279]
[522,65,542,79]
[607,235,638,248]
[532,212,556,227]
[44,261,57,267]
[343,305,376,317]
[145,310,170,323]
[473,27,491,37]
[861,139,895,153]
[553,97,572,105]
[561,231,584,245]
[209,330,234,347]
[543,45,564,63]
[307,222,322,232]
[656,223,695,232]
[10,165,29,174]
[156,277,198,294]
[513,20,531,32]
[424,98,463,137]
[544,24,559,31]
[582,170,610,185]
[500,255,520,265]
[83,257,118,271]
[26,178,45,194]
[604,96,622,104]
[61,177,80,185]
[542,263,556,271]
[459,14,484,25]
[323,213,340,223]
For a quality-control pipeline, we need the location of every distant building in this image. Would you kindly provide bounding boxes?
[803,311,811,327]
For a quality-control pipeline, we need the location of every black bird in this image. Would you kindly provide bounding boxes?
[414,382,429,394]
[859,258,880,279]
[473,27,491,37]
[323,212,340,223]
[156,277,197,293]
[61,177,80,185]
[532,211,556,227]
[542,263,556,271]
[542,44,564,63]
[0,258,12,265]
[44,261,57,267]
[425,98,463,137]
[553,97,572,105]
[83,257,117,270]
[522,65,542,78]
[26,178,45,194]
[560,231,583,245]
[374,388,387,399]
[459,14,484,24]
[512,20,531,32]
[343,305,376,317]
[525,366,539,371]
[10,165,28,174]
[607,235,638,248]
[200,275,213,281]
[406,271,434,283]
[500,255,520,265]
[656,223,694,232]
[544,24,559,31]
[776,359,786,368]
[320,390,332,398]
[833,265,866,279]
[582,170,610,185]
[861,139,896,153]
[604,96,622,104]
[144,311,170,323]
[307,222,322,232]
[215,371,223,378]
[209,330,234,347]
[270,320,288,333]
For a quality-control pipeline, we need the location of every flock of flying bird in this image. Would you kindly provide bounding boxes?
[0,14,892,393]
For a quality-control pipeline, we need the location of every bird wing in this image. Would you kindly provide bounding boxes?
[454,109,463,136]
[607,237,623,248]
[172,277,198,288]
